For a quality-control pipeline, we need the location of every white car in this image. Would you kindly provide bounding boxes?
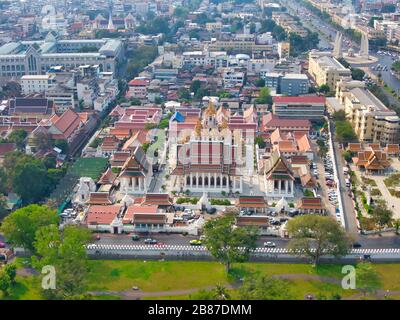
[264,241,276,248]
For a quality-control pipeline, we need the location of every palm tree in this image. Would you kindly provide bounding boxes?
[212,284,230,300]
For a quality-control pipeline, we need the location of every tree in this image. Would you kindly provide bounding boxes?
[255,136,266,148]
[178,87,191,101]
[356,262,381,297]
[12,159,52,204]
[33,131,54,152]
[203,215,258,272]
[3,264,17,285]
[0,204,59,253]
[190,80,202,95]
[318,84,330,94]
[342,150,353,163]
[351,68,365,81]
[254,78,265,87]
[333,110,346,121]
[212,284,230,300]
[8,129,28,151]
[54,139,68,154]
[43,155,57,169]
[239,274,292,300]
[335,120,357,143]
[33,225,91,300]
[371,205,393,232]
[286,215,351,266]
[0,272,11,297]
[256,87,272,104]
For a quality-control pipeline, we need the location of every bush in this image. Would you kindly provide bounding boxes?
[176,197,199,205]
[210,199,231,206]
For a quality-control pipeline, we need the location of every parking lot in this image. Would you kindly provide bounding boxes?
[311,136,341,222]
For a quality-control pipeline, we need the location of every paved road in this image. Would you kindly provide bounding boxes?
[94,232,400,249]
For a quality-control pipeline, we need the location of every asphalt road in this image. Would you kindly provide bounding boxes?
[329,120,358,235]
[94,232,400,249]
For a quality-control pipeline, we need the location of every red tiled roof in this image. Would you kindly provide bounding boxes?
[273,96,326,104]
[86,205,121,225]
[52,109,81,139]
[128,79,150,86]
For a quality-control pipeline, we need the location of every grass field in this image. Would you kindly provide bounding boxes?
[3,260,400,300]
[70,157,108,180]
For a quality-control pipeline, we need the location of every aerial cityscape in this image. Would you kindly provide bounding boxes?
[0,0,400,304]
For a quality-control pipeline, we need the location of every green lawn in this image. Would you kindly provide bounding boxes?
[70,157,108,180]
[0,275,41,300]
[86,260,227,292]
[4,260,400,300]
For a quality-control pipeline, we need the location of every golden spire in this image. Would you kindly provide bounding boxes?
[205,100,216,116]
[219,119,228,130]
[194,119,202,136]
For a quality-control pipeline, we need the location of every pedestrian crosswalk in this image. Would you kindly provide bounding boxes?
[86,244,400,255]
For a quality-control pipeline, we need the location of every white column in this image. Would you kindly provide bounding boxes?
[139,177,143,191]
[196,172,199,189]
[285,180,288,195]
[208,173,211,188]
[240,177,243,191]
[214,173,217,189]
[190,173,193,188]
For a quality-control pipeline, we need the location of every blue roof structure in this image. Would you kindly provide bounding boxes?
[170,111,185,123]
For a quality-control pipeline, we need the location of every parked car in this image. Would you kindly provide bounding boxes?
[0,242,5,248]
[352,242,362,248]
[144,238,157,245]
[206,208,217,214]
[264,241,276,248]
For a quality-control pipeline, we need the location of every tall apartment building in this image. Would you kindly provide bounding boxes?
[337,81,400,145]
[263,73,309,96]
[308,51,352,92]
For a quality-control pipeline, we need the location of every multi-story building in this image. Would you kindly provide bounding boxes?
[272,96,326,120]
[21,74,56,95]
[0,37,124,84]
[308,51,352,91]
[280,74,309,96]
[263,73,309,96]
[337,81,400,145]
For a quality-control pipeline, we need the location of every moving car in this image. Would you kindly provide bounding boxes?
[189,239,202,246]
[144,238,157,245]
[352,242,362,248]
[264,241,276,248]
[131,234,140,241]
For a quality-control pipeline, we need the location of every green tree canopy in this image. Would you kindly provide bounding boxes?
[286,215,351,265]
[356,262,381,297]
[256,87,272,104]
[351,68,365,81]
[203,215,258,272]
[8,129,28,151]
[33,225,91,300]
[0,204,59,252]
[33,131,54,152]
